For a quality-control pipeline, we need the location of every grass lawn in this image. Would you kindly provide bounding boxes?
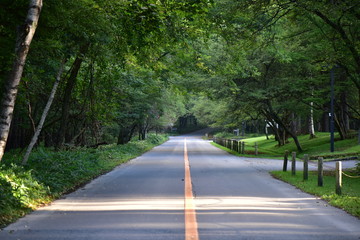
[271,170,360,218]
[214,132,360,160]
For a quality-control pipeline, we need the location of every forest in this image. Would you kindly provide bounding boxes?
[0,0,359,162]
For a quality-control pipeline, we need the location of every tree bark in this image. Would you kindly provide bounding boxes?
[264,102,303,152]
[55,44,89,149]
[22,59,66,165]
[340,92,350,131]
[0,0,43,162]
[334,113,348,140]
[309,101,316,138]
[117,124,136,145]
[262,110,284,146]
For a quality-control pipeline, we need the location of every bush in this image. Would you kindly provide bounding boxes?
[146,133,168,144]
[0,165,50,207]
[0,164,50,226]
[214,131,238,139]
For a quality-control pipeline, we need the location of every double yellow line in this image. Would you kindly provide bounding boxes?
[184,138,199,240]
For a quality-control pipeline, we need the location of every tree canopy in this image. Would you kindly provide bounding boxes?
[0,0,359,161]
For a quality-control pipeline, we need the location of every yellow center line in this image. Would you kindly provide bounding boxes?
[184,138,200,240]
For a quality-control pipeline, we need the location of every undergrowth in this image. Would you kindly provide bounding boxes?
[0,134,168,228]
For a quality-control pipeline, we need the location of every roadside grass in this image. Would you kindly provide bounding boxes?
[212,132,360,218]
[0,134,168,228]
[271,170,360,218]
[214,132,359,160]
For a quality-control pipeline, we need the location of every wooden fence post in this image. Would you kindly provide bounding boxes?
[303,154,309,181]
[238,141,241,153]
[336,161,342,195]
[291,152,296,175]
[283,150,289,172]
[254,142,258,156]
[318,157,323,187]
[241,142,245,154]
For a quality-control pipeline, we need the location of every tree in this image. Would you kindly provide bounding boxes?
[22,59,66,165]
[0,0,43,162]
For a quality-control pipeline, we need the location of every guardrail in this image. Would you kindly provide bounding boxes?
[213,137,258,155]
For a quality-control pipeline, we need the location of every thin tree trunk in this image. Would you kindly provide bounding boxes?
[22,59,66,165]
[262,109,284,146]
[265,102,303,152]
[56,44,88,149]
[340,92,350,131]
[25,82,36,134]
[117,124,136,145]
[265,121,269,140]
[291,112,297,134]
[334,113,348,140]
[0,0,43,162]
[309,101,316,138]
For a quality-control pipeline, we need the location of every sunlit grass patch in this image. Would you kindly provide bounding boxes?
[271,170,360,218]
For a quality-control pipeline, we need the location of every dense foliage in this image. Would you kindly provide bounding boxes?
[0,0,212,154]
[1,0,359,156]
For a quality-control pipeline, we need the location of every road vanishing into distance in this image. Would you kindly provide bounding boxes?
[1,131,359,240]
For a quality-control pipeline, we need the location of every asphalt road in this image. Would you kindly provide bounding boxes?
[1,133,359,240]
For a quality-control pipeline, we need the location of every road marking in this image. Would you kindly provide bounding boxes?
[184,138,200,240]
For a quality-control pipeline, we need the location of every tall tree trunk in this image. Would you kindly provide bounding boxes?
[334,113,348,140]
[291,112,297,134]
[139,121,149,141]
[340,92,350,131]
[55,44,88,149]
[262,110,284,146]
[264,123,269,140]
[117,124,136,145]
[22,59,66,165]
[309,101,316,138]
[265,102,303,152]
[6,115,30,150]
[0,0,43,162]
[321,111,330,132]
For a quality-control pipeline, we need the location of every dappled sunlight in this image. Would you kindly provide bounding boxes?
[43,198,184,212]
[40,195,319,214]
[195,196,317,211]
[192,196,355,239]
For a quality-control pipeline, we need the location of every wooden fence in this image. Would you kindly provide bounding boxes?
[213,137,359,196]
[282,151,360,195]
[213,137,257,155]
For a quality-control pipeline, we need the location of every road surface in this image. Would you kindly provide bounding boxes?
[1,134,359,239]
